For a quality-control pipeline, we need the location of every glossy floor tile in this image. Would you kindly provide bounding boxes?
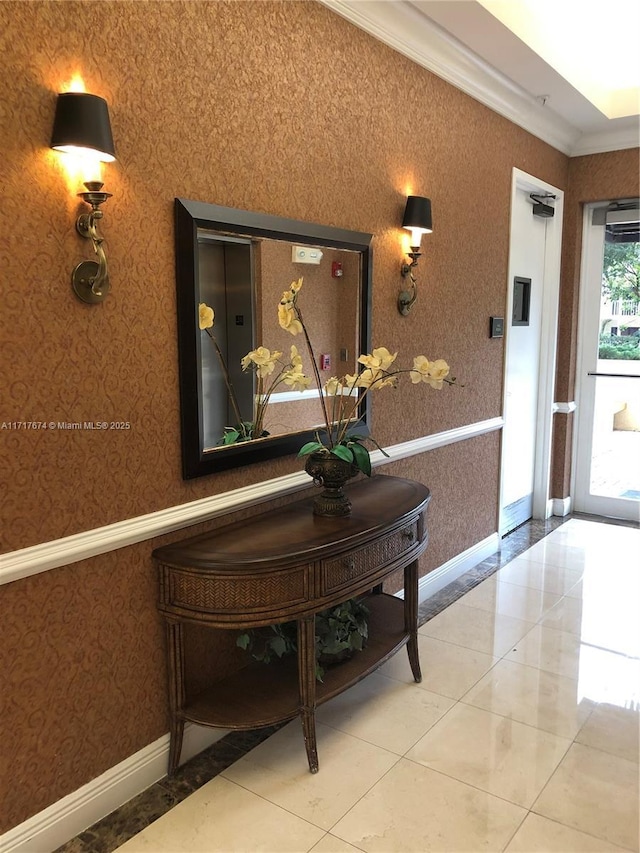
[505,813,630,852]
[114,776,324,852]
[456,574,563,622]
[461,657,596,738]
[494,555,584,595]
[418,600,535,656]
[575,701,640,763]
[532,742,640,851]
[314,671,454,754]
[405,702,572,808]
[504,622,588,679]
[310,835,364,853]
[220,721,399,830]
[57,516,640,853]
[377,633,498,700]
[331,758,527,852]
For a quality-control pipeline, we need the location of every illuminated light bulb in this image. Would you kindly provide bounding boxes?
[406,226,429,248]
[67,75,86,93]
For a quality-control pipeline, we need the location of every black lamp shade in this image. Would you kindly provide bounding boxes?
[402,196,432,233]
[50,92,116,162]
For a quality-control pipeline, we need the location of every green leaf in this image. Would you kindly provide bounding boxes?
[270,635,288,657]
[298,441,325,457]
[365,434,390,458]
[236,633,250,650]
[331,445,354,463]
[322,639,350,655]
[222,429,240,445]
[350,631,364,651]
[351,442,371,476]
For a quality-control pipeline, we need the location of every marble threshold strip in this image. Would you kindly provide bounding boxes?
[0,417,503,586]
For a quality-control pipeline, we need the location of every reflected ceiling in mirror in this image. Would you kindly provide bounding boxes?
[175,198,372,478]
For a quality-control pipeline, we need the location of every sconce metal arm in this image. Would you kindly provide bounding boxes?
[73,181,112,304]
[398,247,420,316]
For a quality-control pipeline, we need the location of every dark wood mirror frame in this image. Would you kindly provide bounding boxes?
[175,198,373,479]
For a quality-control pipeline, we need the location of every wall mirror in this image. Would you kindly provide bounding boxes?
[175,198,372,478]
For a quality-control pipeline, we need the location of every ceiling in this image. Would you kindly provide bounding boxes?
[321,0,640,156]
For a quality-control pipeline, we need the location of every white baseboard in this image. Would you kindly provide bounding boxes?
[2,529,500,853]
[417,533,499,602]
[394,532,499,603]
[0,724,225,853]
[552,496,572,516]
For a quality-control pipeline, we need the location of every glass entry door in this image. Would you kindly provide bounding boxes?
[574,203,640,521]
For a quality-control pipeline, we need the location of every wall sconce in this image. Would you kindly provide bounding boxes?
[50,92,116,304]
[398,195,432,316]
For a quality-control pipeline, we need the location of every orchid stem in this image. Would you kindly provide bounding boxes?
[205,328,246,432]
[296,305,332,445]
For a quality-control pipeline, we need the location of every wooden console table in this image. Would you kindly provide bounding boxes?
[153,474,431,774]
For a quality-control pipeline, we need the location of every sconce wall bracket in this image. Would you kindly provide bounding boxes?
[398,247,421,315]
[72,181,111,304]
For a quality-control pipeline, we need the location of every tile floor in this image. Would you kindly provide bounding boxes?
[62,516,640,853]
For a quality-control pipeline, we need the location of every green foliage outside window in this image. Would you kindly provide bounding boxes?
[600,241,640,359]
[598,333,640,360]
[602,242,640,304]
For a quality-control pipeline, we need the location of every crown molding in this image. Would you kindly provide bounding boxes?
[320,0,638,157]
[570,123,640,157]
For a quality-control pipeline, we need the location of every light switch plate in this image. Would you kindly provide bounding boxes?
[490,316,504,338]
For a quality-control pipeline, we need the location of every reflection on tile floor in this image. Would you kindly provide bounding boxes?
[56,514,640,853]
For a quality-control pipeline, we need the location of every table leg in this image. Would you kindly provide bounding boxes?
[166,621,186,774]
[404,559,422,683]
[297,615,319,773]
[169,718,186,776]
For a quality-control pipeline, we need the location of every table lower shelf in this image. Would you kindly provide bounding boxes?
[183,593,408,730]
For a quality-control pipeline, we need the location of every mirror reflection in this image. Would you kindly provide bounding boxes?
[175,199,372,478]
[198,230,362,450]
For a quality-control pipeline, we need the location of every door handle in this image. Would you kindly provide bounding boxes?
[587,372,640,379]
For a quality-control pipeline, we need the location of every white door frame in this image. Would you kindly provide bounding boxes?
[499,168,564,533]
[573,202,605,513]
[572,201,640,520]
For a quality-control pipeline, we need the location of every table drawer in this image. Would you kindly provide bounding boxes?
[167,567,310,614]
[321,522,418,595]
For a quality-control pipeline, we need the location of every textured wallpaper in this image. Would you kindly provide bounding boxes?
[0,0,568,554]
[0,0,575,831]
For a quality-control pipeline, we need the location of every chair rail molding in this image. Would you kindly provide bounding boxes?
[553,401,577,414]
[0,417,503,586]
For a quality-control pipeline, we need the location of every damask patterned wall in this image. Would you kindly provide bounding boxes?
[0,0,573,832]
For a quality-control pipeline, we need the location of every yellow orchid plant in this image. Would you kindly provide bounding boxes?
[199,277,457,469]
[198,304,311,445]
[279,278,457,476]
